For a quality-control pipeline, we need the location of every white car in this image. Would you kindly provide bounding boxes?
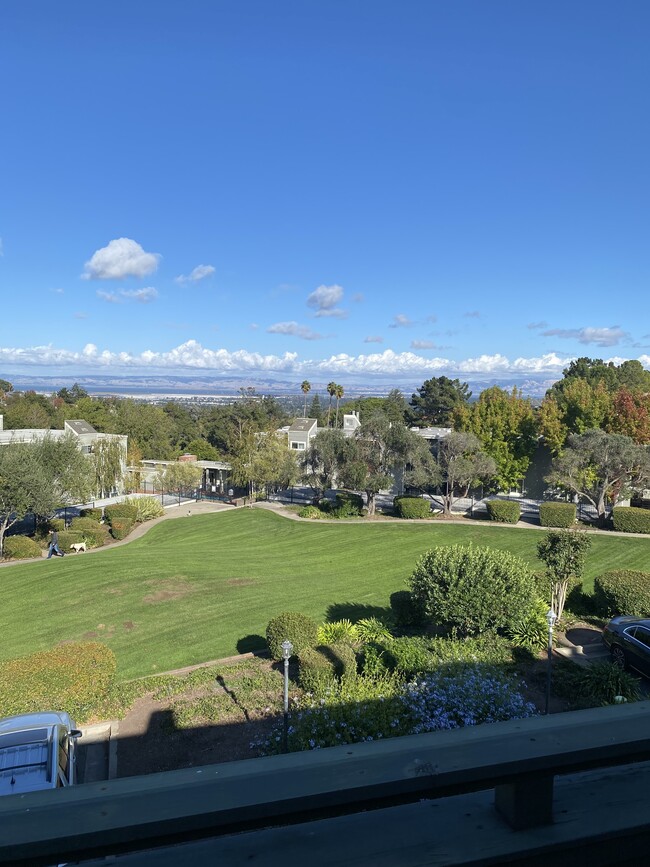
[0,711,82,795]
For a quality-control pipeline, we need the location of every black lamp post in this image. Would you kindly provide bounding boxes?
[545,608,557,715]
[281,639,293,752]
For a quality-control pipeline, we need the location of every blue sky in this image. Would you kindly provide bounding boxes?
[1,1,649,392]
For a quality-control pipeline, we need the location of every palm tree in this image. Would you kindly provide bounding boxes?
[334,384,345,428]
[327,381,337,427]
[300,380,311,417]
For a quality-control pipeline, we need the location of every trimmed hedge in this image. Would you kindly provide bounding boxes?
[393,496,431,519]
[0,641,117,721]
[110,519,135,541]
[104,503,138,524]
[78,525,110,548]
[70,517,103,531]
[266,611,319,660]
[539,502,576,528]
[80,507,103,521]
[612,507,650,535]
[299,642,357,695]
[486,499,520,524]
[592,570,650,618]
[2,535,42,560]
[389,590,426,627]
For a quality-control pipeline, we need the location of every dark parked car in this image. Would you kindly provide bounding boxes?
[602,616,650,678]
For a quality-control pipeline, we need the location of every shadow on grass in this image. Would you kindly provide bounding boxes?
[325,602,393,623]
[237,634,267,654]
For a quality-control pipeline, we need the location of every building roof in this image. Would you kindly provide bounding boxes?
[410,426,452,440]
[288,418,317,432]
[65,420,98,435]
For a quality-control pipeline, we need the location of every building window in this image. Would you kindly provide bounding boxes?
[290,441,305,450]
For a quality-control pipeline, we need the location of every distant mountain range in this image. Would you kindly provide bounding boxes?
[3,372,558,400]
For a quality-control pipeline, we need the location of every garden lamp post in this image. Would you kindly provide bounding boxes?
[545,608,557,715]
[281,639,293,752]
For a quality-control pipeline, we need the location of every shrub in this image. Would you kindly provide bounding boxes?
[104,502,138,524]
[408,544,537,636]
[383,637,433,678]
[390,590,426,628]
[70,517,102,530]
[57,530,86,552]
[485,499,520,524]
[393,496,431,519]
[612,506,650,534]
[318,498,333,513]
[592,571,650,618]
[355,617,393,643]
[539,502,576,528]
[333,491,364,518]
[77,525,110,548]
[2,535,42,560]
[110,519,135,541]
[317,619,359,645]
[555,659,641,707]
[266,612,318,660]
[80,508,102,521]
[123,496,165,522]
[49,518,65,532]
[298,506,322,519]
[382,633,513,678]
[299,643,357,696]
[507,598,549,651]
[0,641,117,722]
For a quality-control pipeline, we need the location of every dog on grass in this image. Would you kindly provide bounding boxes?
[70,541,87,554]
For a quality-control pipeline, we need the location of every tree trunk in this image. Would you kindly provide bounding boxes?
[366,491,376,516]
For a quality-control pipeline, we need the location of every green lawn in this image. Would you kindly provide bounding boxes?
[4,509,650,679]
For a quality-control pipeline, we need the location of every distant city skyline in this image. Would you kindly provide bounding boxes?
[2,2,649,390]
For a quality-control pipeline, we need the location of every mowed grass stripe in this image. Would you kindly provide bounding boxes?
[3,509,649,679]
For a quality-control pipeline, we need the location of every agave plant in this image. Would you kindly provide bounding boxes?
[317,619,359,645]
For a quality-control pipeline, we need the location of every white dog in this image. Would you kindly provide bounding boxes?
[70,541,87,554]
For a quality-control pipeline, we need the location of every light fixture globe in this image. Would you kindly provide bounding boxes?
[281,639,293,660]
[546,609,557,630]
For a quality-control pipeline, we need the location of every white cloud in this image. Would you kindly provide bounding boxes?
[307,284,344,312]
[363,336,384,344]
[267,321,324,340]
[411,340,435,350]
[96,290,121,304]
[175,264,215,284]
[121,287,158,303]
[82,238,160,280]
[542,326,628,347]
[389,314,414,328]
[314,307,347,319]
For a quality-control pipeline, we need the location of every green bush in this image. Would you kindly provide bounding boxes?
[485,499,520,524]
[333,491,364,517]
[555,660,641,707]
[104,502,138,524]
[266,611,319,660]
[0,641,118,722]
[2,535,42,560]
[382,637,433,677]
[389,590,426,627]
[70,517,102,531]
[318,498,333,513]
[299,643,357,696]
[123,496,165,522]
[79,526,110,548]
[382,633,513,678]
[539,502,576,528]
[298,506,322,519]
[612,507,650,534]
[49,518,65,532]
[592,571,650,618]
[317,619,359,645]
[57,530,86,553]
[393,496,431,519]
[507,598,549,651]
[110,518,135,541]
[80,508,102,521]
[408,544,537,636]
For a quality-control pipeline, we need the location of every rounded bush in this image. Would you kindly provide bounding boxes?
[298,506,322,519]
[612,507,650,534]
[80,508,102,521]
[110,518,135,541]
[70,517,102,530]
[383,637,433,677]
[104,503,138,524]
[57,530,86,552]
[408,544,537,636]
[3,535,42,560]
[539,502,576,528]
[390,590,426,627]
[485,499,520,524]
[393,496,431,519]
[266,611,318,660]
[592,571,650,618]
[334,491,364,517]
[49,518,65,532]
[79,526,110,548]
[299,642,357,696]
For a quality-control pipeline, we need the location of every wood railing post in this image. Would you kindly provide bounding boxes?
[494,773,555,830]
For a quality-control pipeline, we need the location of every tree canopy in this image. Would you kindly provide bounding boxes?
[410,376,471,427]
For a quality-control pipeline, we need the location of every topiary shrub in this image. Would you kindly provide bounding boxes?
[266,611,319,660]
[299,642,357,696]
[104,502,138,524]
[110,519,135,541]
[393,496,431,519]
[298,506,322,519]
[390,590,426,627]
[80,508,102,521]
[2,535,43,560]
[123,496,165,522]
[0,641,117,721]
[592,570,650,618]
[539,502,576,528]
[612,507,650,534]
[485,499,520,524]
[408,544,537,636]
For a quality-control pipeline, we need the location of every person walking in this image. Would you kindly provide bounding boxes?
[47,529,64,558]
